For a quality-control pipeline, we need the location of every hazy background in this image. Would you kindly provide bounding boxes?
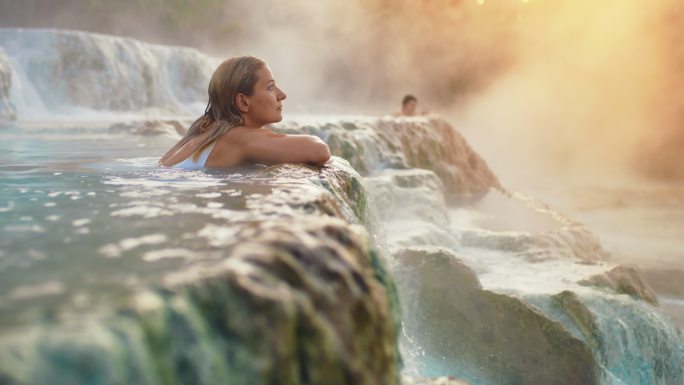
[1,0,683,181]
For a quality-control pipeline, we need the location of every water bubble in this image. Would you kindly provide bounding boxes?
[72,218,91,227]
[195,192,221,199]
[98,233,169,258]
[98,243,121,258]
[119,234,168,250]
[143,248,199,262]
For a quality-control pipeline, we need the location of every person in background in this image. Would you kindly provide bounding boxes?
[159,56,330,169]
[394,94,429,117]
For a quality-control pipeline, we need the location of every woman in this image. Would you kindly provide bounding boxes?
[159,56,330,169]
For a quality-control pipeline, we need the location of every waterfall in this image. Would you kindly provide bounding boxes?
[0,28,219,120]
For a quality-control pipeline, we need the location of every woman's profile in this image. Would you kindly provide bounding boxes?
[159,56,330,169]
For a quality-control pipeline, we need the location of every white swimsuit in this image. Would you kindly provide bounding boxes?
[171,142,217,170]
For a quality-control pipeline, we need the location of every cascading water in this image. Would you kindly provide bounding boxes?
[0,28,218,121]
[0,29,682,385]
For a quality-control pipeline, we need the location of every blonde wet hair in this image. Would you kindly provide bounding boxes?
[167,56,266,161]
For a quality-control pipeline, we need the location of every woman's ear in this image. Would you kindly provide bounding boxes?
[236,93,249,113]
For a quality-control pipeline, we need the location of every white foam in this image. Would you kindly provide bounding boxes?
[143,248,200,262]
[98,233,168,258]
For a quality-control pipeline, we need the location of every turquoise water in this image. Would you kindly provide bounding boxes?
[0,124,280,329]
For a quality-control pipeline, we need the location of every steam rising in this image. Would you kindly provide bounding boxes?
[458,0,684,182]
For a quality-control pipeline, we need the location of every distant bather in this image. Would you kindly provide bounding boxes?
[394,94,429,117]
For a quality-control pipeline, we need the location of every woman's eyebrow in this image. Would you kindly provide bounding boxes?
[266,79,275,85]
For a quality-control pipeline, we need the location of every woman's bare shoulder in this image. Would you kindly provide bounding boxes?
[215,125,248,144]
[229,127,287,144]
[212,126,276,154]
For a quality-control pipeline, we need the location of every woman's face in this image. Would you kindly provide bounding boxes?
[241,66,287,127]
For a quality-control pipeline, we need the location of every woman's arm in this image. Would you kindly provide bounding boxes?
[241,129,331,166]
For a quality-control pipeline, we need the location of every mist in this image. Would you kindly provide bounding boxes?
[457,0,684,185]
[1,0,682,181]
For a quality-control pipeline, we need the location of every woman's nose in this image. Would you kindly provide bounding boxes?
[278,88,287,101]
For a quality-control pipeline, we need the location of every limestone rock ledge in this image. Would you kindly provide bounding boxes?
[273,116,501,197]
[579,265,659,305]
[394,246,600,385]
[393,245,684,385]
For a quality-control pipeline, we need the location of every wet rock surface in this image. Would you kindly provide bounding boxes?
[579,265,659,305]
[394,246,600,385]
